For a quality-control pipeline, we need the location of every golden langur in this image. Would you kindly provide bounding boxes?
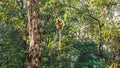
[56,18,64,30]
[56,18,64,50]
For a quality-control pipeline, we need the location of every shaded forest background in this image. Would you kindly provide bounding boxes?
[0,0,120,68]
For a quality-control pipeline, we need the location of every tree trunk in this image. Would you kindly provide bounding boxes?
[25,0,42,68]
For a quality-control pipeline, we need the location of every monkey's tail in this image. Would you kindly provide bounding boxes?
[58,29,61,50]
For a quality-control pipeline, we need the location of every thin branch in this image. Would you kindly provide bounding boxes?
[88,14,100,23]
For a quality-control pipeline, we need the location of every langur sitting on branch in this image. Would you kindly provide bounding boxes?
[56,18,64,50]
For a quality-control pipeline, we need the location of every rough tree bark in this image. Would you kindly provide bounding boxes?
[25,0,42,68]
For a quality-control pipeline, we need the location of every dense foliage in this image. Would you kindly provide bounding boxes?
[0,0,120,68]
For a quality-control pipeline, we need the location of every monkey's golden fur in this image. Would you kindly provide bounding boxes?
[56,18,64,30]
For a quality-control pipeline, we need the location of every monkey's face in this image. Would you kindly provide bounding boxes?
[58,20,63,26]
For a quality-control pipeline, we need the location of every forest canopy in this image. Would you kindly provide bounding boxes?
[0,0,120,68]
